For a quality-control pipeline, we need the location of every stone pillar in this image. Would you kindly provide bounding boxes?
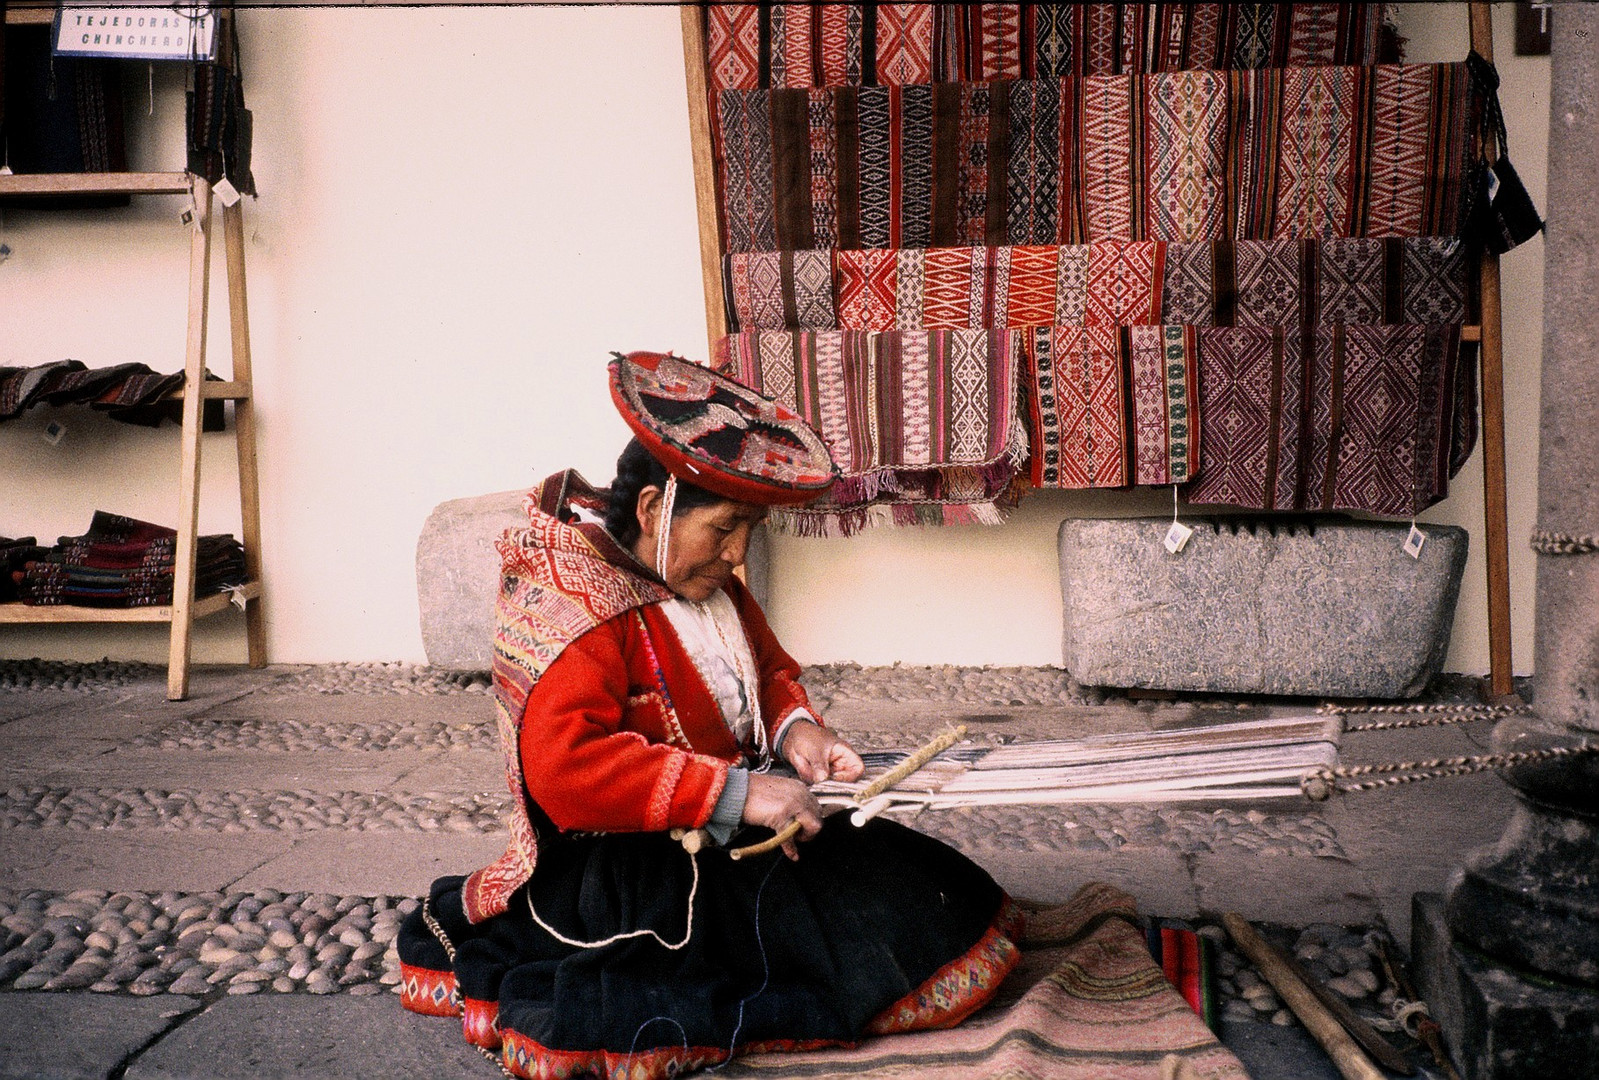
[1412,10,1599,1078]
[1530,2,1599,735]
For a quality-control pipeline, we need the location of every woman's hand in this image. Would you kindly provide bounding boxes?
[781,720,865,785]
[742,773,824,860]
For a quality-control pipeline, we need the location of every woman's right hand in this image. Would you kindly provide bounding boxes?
[742,773,824,860]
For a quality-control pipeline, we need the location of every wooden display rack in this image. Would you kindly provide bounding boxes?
[678,1,1519,701]
[0,7,265,700]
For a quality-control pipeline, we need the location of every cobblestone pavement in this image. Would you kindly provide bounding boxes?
[0,659,1521,1079]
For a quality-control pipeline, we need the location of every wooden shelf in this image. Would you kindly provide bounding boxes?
[0,172,192,197]
[0,582,260,625]
[3,8,265,699]
[4,6,53,26]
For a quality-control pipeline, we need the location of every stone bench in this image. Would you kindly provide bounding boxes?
[416,490,773,670]
[416,490,526,671]
[1058,517,1468,698]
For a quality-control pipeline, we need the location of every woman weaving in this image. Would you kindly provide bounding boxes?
[398,351,1022,1078]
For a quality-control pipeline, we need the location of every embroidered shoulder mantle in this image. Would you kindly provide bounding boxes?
[462,470,670,924]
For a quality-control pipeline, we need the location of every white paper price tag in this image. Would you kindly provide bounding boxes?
[214,177,241,207]
[1164,520,1194,555]
[1404,524,1426,559]
[42,420,66,446]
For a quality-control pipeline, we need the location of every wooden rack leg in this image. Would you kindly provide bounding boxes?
[223,199,267,668]
[168,178,214,701]
[680,3,726,349]
[1469,2,1515,700]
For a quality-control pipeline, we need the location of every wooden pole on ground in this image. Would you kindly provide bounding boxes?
[1222,914,1385,1080]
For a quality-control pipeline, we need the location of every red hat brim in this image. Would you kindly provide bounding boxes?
[609,352,836,507]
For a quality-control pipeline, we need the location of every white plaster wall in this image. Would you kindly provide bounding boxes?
[0,4,1549,675]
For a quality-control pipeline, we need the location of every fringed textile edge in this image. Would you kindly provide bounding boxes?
[770,496,1014,537]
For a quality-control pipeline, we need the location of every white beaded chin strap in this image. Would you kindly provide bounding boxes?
[654,474,679,581]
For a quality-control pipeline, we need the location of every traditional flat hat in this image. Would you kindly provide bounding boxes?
[608,351,836,506]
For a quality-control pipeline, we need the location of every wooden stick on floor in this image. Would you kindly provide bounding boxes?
[1222,914,1386,1080]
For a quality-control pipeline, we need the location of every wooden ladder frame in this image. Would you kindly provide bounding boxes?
[678,2,1517,697]
[0,7,265,700]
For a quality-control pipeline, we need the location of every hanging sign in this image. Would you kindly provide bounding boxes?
[52,2,217,62]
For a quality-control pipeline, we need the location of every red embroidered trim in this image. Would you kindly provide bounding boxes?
[399,962,461,1018]
[463,844,535,925]
[462,996,502,1050]
[644,752,687,831]
[634,610,692,748]
[498,1027,849,1080]
[864,911,1024,1035]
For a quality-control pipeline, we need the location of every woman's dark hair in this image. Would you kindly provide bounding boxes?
[604,438,723,547]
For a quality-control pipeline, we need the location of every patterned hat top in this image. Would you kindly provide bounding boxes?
[608,351,837,506]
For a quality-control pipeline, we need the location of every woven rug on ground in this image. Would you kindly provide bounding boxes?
[704,3,1392,93]
[1183,323,1474,517]
[714,329,1026,533]
[729,238,1468,334]
[717,881,1249,1080]
[715,62,1475,253]
[1023,324,1200,489]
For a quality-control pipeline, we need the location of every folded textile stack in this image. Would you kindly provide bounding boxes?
[0,538,50,603]
[715,329,1026,533]
[10,512,247,608]
[0,362,225,429]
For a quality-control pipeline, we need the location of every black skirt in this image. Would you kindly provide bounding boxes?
[399,816,1021,1078]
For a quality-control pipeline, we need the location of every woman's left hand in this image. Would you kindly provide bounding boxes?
[782,720,865,784]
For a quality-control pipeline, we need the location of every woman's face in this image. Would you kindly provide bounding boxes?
[634,487,767,602]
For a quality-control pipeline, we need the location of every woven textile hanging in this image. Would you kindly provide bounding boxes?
[1182,323,1474,517]
[725,237,1473,333]
[1022,324,1201,490]
[714,329,1027,534]
[717,63,1478,253]
[705,3,1394,94]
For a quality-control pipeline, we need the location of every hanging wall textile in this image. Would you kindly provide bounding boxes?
[714,329,1026,533]
[716,63,1476,252]
[1183,324,1474,517]
[1024,324,1200,490]
[726,238,1470,333]
[705,4,1391,94]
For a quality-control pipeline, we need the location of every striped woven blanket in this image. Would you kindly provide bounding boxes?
[718,63,1476,252]
[720,882,1249,1080]
[715,329,1026,533]
[706,3,1391,94]
[726,237,1470,332]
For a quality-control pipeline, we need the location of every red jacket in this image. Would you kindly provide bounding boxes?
[519,574,818,835]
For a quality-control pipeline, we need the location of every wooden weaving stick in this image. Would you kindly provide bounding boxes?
[1223,914,1385,1080]
[728,726,968,861]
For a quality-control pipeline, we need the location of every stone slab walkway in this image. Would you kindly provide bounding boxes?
[0,662,1517,1079]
